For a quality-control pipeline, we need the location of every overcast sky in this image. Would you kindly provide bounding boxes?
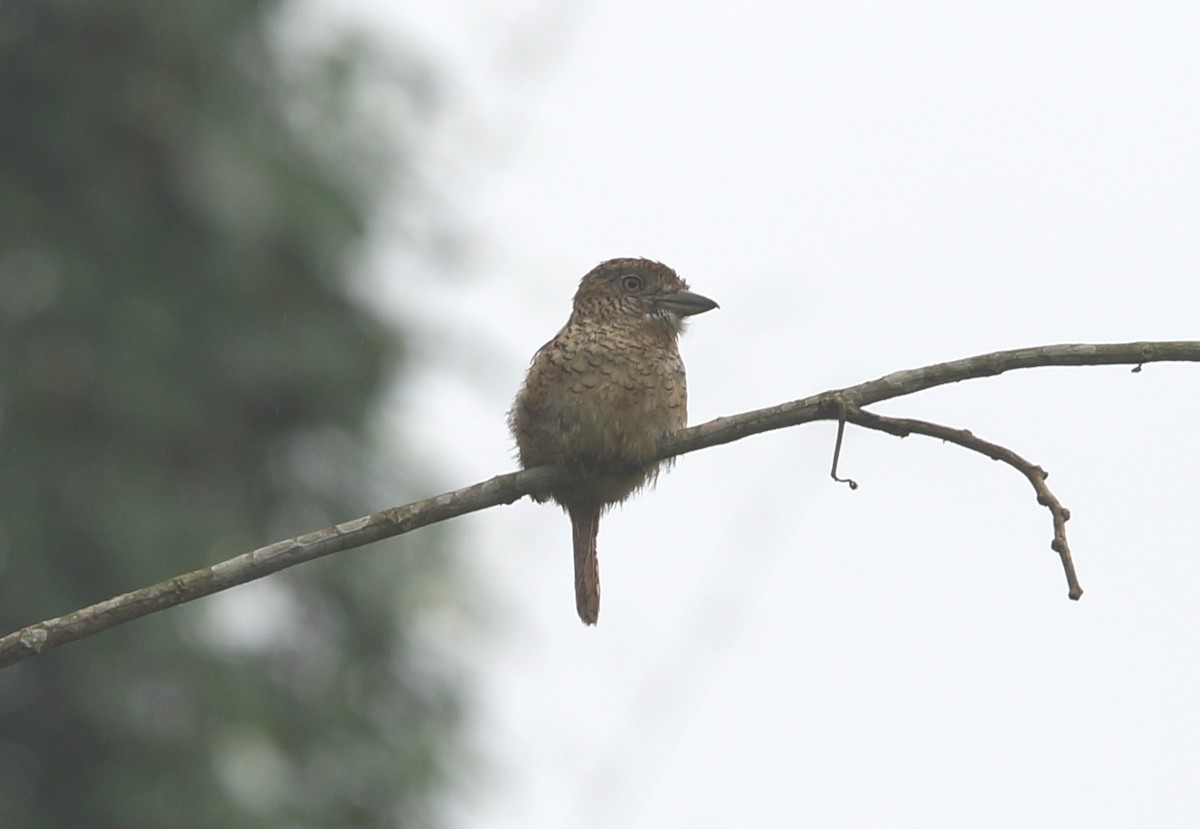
[300,2,1199,826]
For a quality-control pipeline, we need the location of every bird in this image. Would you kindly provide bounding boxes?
[508,258,718,625]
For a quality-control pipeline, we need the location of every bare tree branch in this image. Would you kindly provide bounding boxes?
[835,405,1081,599]
[2,340,1197,667]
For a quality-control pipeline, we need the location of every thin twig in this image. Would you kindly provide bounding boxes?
[830,416,858,489]
[827,397,858,489]
[841,405,1081,600]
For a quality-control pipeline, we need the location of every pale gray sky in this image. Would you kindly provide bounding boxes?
[300,2,1199,826]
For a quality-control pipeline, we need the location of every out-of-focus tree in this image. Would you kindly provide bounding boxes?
[0,2,466,826]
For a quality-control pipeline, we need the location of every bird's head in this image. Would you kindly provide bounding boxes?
[570,258,718,334]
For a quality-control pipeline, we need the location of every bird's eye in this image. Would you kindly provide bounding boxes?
[621,275,644,292]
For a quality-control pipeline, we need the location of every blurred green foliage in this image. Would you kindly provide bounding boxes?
[0,2,465,826]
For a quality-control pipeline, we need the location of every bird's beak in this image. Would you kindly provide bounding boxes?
[656,289,719,317]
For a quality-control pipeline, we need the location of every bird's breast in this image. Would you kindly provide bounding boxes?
[513,325,688,470]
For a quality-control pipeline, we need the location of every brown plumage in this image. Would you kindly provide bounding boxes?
[508,258,718,625]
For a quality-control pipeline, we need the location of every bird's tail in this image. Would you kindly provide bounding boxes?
[569,506,601,625]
